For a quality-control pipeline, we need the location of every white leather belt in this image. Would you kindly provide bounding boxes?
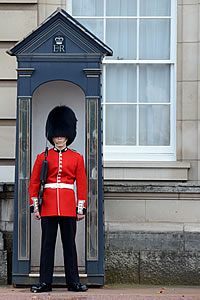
[44,183,74,190]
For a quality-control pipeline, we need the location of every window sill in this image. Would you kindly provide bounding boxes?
[103,161,190,181]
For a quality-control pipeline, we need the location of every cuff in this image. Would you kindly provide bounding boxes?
[31,197,39,213]
[76,207,86,215]
[76,200,86,215]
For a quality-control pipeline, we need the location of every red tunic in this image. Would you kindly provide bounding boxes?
[29,147,87,217]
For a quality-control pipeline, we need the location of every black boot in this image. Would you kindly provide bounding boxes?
[30,282,52,293]
[68,282,88,292]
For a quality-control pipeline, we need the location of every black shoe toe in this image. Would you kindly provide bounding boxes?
[68,282,88,292]
[30,282,52,293]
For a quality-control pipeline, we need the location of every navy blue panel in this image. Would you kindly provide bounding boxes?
[30,61,87,94]
[17,59,101,96]
[17,77,32,97]
[34,34,87,55]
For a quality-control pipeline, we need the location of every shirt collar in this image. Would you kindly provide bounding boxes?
[53,146,68,153]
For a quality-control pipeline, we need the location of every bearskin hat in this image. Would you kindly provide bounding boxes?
[45,105,77,146]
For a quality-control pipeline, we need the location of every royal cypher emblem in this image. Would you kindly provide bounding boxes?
[53,36,66,53]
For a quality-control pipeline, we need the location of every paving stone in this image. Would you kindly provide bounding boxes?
[1,286,200,300]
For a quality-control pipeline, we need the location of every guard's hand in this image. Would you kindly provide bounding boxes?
[76,214,85,221]
[33,211,41,220]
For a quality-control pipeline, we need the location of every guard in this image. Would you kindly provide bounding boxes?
[29,105,88,293]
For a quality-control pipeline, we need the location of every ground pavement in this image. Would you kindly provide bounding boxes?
[1,285,200,300]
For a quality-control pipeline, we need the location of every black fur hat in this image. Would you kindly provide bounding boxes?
[45,106,77,146]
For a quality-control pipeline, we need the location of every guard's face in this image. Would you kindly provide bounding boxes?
[52,137,67,146]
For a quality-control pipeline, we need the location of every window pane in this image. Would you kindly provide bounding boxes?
[139,65,170,103]
[72,0,103,16]
[105,105,136,145]
[106,65,137,103]
[106,19,137,59]
[77,19,104,40]
[139,19,170,59]
[140,0,171,16]
[106,0,137,16]
[139,105,170,145]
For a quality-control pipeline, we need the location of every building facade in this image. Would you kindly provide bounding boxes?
[1,0,200,285]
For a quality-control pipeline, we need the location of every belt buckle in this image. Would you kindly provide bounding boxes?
[58,183,61,188]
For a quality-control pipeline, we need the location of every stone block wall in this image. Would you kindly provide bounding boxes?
[104,183,200,285]
[105,229,200,285]
[0,184,14,284]
[177,0,200,182]
[0,232,7,285]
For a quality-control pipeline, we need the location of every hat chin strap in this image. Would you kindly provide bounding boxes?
[54,138,67,150]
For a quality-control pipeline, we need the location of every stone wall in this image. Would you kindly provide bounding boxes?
[177,0,200,182]
[104,182,200,285]
[0,184,14,284]
[105,225,200,285]
[0,232,7,285]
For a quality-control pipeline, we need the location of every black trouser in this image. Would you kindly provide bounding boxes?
[40,216,79,284]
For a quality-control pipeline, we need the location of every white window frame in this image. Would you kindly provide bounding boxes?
[67,0,177,162]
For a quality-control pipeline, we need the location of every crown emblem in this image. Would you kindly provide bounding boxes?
[55,36,64,45]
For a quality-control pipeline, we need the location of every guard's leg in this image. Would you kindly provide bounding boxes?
[59,217,79,283]
[59,216,88,292]
[40,216,58,283]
